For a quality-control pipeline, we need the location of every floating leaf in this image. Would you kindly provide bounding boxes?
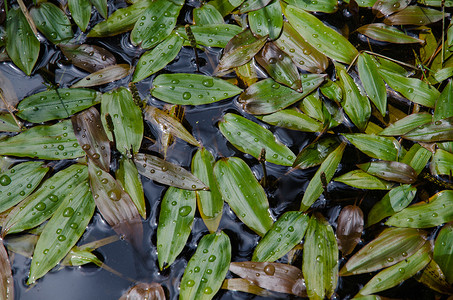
[293,137,340,169]
[434,223,453,284]
[157,187,196,269]
[191,148,223,233]
[68,0,91,31]
[337,205,364,256]
[60,44,117,73]
[300,143,345,211]
[401,143,432,175]
[218,113,295,166]
[151,73,242,105]
[303,213,338,299]
[176,24,242,48]
[432,149,453,176]
[179,232,231,300]
[230,262,307,297]
[90,0,108,18]
[72,107,111,172]
[0,240,13,300]
[299,93,325,124]
[285,5,358,64]
[340,227,427,276]
[386,190,453,228]
[239,0,271,13]
[71,64,132,88]
[119,282,165,300]
[2,164,88,235]
[357,161,417,184]
[253,211,309,262]
[210,0,244,16]
[384,6,446,25]
[285,0,338,12]
[134,153,208,190]
[30,2,73,44]
[17,88,100,123]
[342,133,401,161]
[0,120,85,160]
[193,4,224,25]
[116,157,146,219]
[357,23,424,44]
[403,117,453,142]
[367,184,417,226]
[372,0,410,17]
[257,109,324,132]
[249,1,282,40]
[379,112,433,136]
[334,170,394,190]
[0,161,49,213]
[222,279,275,297]
[0,114,21,132]
[28,181,95,284]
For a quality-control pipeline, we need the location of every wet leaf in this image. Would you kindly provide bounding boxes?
[116,157,146,219]
[191,148,223,233]
[249,1,282,40]
[218,113,296,166]
[176,24,242,48]
[157,187,196,270]
[357,243,431,296]
[68,0,91,31]
[434,80,453,122]
[253,211,309,262]
[90,0,108,19]
[2,164,88,235]
[193,3,224,25]
[257,109,324,132]
[17,88,100,123]
[432,149,453,176]
[119,282,165,300]
[238,75,325,115]
[367,184,417,226]
[0,161,49,213]
[293,137,340,169]
[134,153,208,190]
[210,0,244,16]
[0,120,85,160]
[130,0,181,49]
[101,87,143,155]
[379,112,433,136]
[342,133,401,161]
[300,143,345,211]
[151,73,242,105]
[71,64,132,88]
[230,261,307,297]
[357,161,417,184]
[299,93,325,123]
[434,223,453,284]
[285,5,358,64]
[384,6,446,25]
[274,22,329,73]
[378,68,440,108]
[30,3,73,44]
[239,0,271,13]
[180,232,231,300]
[401,143,432,175]
[72,107,111,172]
[303,213,338,299]
[386,190,453,228]
[415,259,453,295]
[357,23,424,44]
[214,157,273,236]
[285,0,338,12]
[320,79,343,102]
[0,71,19,111]
[0,114,21,132]
[334,170,394,190]
[221,278,275,297]
[0,240,13,300]
[337,205,364,256]
[132,32,184,83]
[403,117,453,142]
[5,8,40,75]
[340,227,427,276]
[60,44,117,73]
[28,181,95,284]
[372,0,411,17]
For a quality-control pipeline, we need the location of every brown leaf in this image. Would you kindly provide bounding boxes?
[337,205,364,256]
[221,278,275,297]
[0,240,14,300]
[119,282,165,300]
[357,161,417,184]
[60,44,117,73]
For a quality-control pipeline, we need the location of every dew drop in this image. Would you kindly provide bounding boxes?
[48,194,59,202]
[208,255,216,262]
[179,206,192,217]
[108,190,121,201]
[35,202,46,211]
[63,207,74,217]
[204,287,212,294]
[264,264,275,276]
[186,280,195,287]
[0,175,11,186]
[58,235,66,241]
[182,92,192,100]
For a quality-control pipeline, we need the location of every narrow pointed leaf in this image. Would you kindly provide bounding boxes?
[180,232,231,300]
[249,1,282,40]
[403,117,453,142]
[434,80,453,121]
[0,120,85,160]
[293,137,340,169]
[257,109,324,132]
[253,211,309,262]
[303,213,338,299]
[60,44,116,73]
[386,190,453,228]
[357,23,424,44]
[28,181,95,284]
[214,157,273,236]
[230,262,307,297]
[116,157,146,219]
[0,240,13,300]
[17,88,100,123]
[151,73,242,105]
[68,0,91,31]
[239,0,271,13]
[134,153,208,190]
[357,161,417,184]
[193,4,224,25]
[434,223,453,284]
[30,3,73,44]
[415,259,453,295]
[157,187,196,269]
[300,143,345,211]
[340,227,427,276]
[119,283,165,300]
[342,133,401,161]
[191,148,223,233]
[2,164,88,235]
[334,170,394,190]
[379,112,433,136]
[176,24,242,48]
[0,161,49,213]
[384,6,446,25]
[337,205,364,256]
[72,107,111,172]
[401,143,432,175]
[90,0,108,18]
[219,113,295,166]
[71,64,132,88]
[285,0,338,12]
[285,5,358,64]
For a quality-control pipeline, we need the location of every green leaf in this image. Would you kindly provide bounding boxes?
[300,143,345,211]
[0,240,14,300]
[379,112,433,136]
[384,6,446,26]
[432,149,453,176]
[0,113,21,132]
[0,120,85,160]
[2,164,88,235]
[434,80,453,121]
[386,190,453,228]
[180,232,231,300]
[378,68,440,108]
[151,73,242,105]
[320,79,343,102]
[130,0,181,49]
[340,227,427,276]
[357,243,431,296]
[357,23,424,44]
[293,137,340,169]
[132,32,184,82]
[90,0,108,18]
[253,211,309,262]
[257,108,324,132]
[28,181,95,284]
[101,87,143,155]
[17,88,100,123]
[401,143,432,175]
[357,161,417,184]
[357,53,387,117]
[176,24,242,48]
[116,157,146,219]
[191,148,223,233]
[0,161,49,213]
[403,117,453,142]
[209,0,244,16]
[303,213,338,300]
[193,4,224,25]
[367,184,417,226]
[434,223,453,284]
[71,64,132,88]
[334,170,394,190]
[5,8,40,76]
[284,0,338,13]
[60,44,117,73]
[134,153,208,190]
[239,0,271,13]
[157,187,196,270]
[342,133,401,161]
[218,113,296,166]
[285,5,358,64]
[214,157,273,236]
[68,0,92,31]
[249,1,282,40]
[30,3,73,44]
[299,93,325,123]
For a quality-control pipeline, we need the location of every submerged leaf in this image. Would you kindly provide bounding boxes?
[415,259,453,295]
[60,44,117,73]
[293,137,340,169]
[337,205,364,256]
